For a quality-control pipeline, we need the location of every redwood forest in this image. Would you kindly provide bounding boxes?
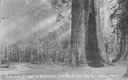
[0,0,128,80]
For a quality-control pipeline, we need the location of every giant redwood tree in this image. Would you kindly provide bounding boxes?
[71,0,85,66]
[71,0,104,67]
[84,0,104,67]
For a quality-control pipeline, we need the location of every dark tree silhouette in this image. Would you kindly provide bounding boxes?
[110,0,128,77]
[84,0,104,68]
[71,0,104,67]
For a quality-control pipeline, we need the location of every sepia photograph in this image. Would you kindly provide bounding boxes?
[0,0,128,80]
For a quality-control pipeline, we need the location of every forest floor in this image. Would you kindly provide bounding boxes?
[0,62,128,80]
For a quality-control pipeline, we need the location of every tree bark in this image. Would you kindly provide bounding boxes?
[71,0,85,66]
[71,0,105,67]
[85,0,104,68]
[94,0,108,63]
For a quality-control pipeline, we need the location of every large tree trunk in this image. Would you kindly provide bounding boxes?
[94,0,108,63]
[71,0,104,67]
[85,0,104,68]
[71,0,85,66]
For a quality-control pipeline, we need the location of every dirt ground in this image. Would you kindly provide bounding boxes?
[0,62,128,80]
